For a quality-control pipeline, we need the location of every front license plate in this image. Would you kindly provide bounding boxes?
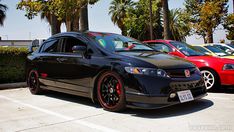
[177,90,194,103]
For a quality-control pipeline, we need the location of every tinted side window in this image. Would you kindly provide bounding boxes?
[62,37,87,53]
[42,39,59,53]
[149,42,172,53]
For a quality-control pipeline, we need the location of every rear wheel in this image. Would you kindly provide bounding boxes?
[97,71,126,112]
[201,69,220,91]
[28,70,43,94]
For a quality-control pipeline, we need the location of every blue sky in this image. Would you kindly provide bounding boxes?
[0,0,233,44]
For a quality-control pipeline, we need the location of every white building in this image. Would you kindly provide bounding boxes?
[0,40,32,47]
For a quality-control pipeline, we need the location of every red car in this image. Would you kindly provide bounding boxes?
[144,40,234,90]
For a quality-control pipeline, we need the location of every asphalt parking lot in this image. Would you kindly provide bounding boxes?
[0,88,234,132]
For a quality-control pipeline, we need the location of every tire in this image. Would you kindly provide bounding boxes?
[200,69,220,91]
[97,71,126,112]
[27,70,43,95]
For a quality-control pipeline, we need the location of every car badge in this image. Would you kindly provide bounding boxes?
[185,69,190,77]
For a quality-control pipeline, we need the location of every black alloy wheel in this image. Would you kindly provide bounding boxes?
[97,71,126,112]
[28,70,42,94]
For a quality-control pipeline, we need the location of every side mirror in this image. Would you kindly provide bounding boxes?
[72,45,87,54]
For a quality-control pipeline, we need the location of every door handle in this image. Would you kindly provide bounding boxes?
[38,58,43,62]
[56,58,67,63]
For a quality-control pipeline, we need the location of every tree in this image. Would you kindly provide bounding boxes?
[109,0,135,36]
[17,0,99,35]
[40,3,61,34]
[161,0,172,40]
[0,0,7,26]
[224,14,234,41]
[184,0,228,43]
[80,0,99,32]
[17,0,62,35]
[169,9,191,41]
[124,0,163,40]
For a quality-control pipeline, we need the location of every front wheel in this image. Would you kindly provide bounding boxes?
[97,71,126,112]
[201,69,220,91]
[28,70,43,94]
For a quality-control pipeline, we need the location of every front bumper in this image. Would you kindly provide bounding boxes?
[126,87,207,109]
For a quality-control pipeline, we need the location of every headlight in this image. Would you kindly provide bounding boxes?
[223,64,234,70]
[124,67,170,77]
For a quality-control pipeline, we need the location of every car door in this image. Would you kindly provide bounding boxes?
[36,38,62,87]
[53,36,93,93]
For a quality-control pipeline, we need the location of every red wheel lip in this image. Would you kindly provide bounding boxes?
[97,72,123,109]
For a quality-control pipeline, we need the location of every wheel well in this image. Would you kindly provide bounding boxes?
[91,69,110,103]
[91,68,124,103]
[199,67,220,83]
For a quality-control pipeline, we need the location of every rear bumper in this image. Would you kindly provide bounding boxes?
[220,70,234,86]
[126,87,207,109]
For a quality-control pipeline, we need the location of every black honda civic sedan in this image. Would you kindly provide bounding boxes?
[26,31,207,112]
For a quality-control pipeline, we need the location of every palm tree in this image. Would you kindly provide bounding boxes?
[40,8,61,35]
[109,0,135,35]
[169,9,191,41]
[80,4,89,32]
[80,0,99,32]
[0,0,7,26]
[161,0,172,39]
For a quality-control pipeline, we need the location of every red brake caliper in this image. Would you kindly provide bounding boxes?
[116,83,121,95]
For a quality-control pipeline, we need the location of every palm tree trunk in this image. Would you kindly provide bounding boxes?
[51,14,60,35]
[206,28,213,43]
[149,0,153,40]
[162,0,172,40]
[72,15,80,31]
[66,16,72,32]
[80,4,89,32]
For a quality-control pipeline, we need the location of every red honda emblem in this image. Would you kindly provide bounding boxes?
[185,70,190,77]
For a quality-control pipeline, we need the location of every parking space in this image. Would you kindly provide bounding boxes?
[0,88,234,132]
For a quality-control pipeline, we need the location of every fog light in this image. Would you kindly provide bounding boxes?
[170,93,176,98]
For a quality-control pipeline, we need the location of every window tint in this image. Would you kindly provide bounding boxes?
[62,37,87,53]
[170,41,204,56]
[86,33,153,52]
[194,46,209,53]
[204,46,228,54]
[148,42,172,53]
[42,39,59,53]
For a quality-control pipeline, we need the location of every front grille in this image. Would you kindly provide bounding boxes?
[166,67,196,78]
[170,80,205,91]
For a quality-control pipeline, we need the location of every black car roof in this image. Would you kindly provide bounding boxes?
[50,31,116,38]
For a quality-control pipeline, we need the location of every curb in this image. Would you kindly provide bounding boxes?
[0,82,27,90]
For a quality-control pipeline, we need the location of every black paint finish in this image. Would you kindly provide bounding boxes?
[26,32,207,109]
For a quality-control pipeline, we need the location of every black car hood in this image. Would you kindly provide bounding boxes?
[118,51,195,69]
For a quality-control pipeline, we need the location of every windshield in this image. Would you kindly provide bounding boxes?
[193,46,209,53]
[204,45,228,56]
[170,41,204,56]
[86,32,154,52]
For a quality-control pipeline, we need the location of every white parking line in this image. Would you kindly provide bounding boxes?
[0,95,119,132]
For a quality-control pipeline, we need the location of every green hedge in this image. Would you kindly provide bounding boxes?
[0,47,28,84]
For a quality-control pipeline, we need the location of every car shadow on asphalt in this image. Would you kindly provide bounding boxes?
[43,90,102,109]
[123,99,213,119]
[210,87,234,94]
[43,90,213,119]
